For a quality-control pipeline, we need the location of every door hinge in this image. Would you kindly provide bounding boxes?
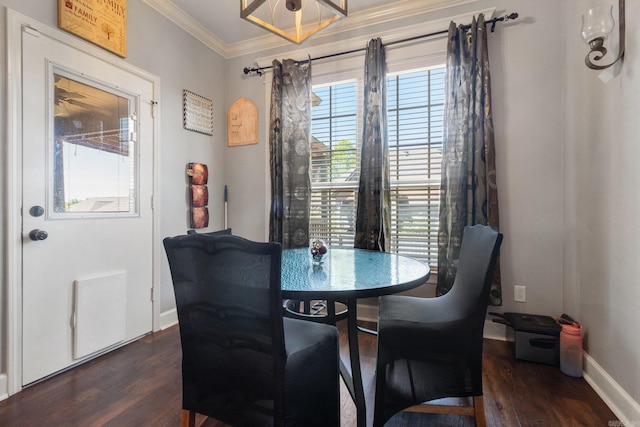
[150,287,154,302]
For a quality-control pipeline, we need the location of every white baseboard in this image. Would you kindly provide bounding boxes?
[483,317,507,341]
[159,308,178,330]
[0,373,8,401]
[583,352,640,426]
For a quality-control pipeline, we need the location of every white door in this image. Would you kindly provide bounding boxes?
[21,29,154,385]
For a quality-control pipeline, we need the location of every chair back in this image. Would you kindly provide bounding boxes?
[186,228,232,236]
[446,224,503,322]
[163,234,285,424]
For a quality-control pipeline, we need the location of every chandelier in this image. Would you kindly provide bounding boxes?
[241,0,348,44]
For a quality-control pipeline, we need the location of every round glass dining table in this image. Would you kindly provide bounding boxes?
[281,248,430,427]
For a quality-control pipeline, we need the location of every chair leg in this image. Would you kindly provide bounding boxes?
[181,409,196,427]
[473,396,486,427]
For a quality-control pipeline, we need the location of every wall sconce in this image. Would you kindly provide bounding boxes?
[581,0,625,70]
[241,0,347,44]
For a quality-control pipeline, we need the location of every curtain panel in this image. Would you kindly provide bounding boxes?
[437,15,502,304]
[268,59,313,249]
[355,38,391,252]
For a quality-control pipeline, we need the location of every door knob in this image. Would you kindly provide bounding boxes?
[29,229,48,241]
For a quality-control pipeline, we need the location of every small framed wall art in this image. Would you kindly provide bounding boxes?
[227,97,258,146]
[183,90,214,136]
[58,0,127,57]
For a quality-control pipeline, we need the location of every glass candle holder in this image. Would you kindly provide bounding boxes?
[310,239,328,264]
[581,4,614,43]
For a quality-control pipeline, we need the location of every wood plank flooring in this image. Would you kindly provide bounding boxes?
[0,320,618,426]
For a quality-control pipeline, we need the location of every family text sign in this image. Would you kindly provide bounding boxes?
[58,0,127,57]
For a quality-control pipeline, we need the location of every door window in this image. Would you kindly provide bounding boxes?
[52,69,137,216]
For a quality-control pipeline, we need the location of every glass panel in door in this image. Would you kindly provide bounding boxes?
[53,72,136,215]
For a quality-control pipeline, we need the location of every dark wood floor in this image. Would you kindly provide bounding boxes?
[0,320,618,426]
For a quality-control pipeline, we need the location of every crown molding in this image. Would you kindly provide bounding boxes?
[252,7,496,70]
[141,0,227,57]
[143,0,479,59]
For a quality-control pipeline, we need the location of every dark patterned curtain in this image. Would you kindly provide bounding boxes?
[355,38,391,252]
[437,15,502,304]
[268,59,312,249]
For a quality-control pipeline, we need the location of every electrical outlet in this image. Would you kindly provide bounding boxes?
[514,285,526,302]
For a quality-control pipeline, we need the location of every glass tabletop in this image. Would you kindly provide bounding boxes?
[281,248,430,299]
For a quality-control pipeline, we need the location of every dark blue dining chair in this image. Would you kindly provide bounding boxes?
[164,234,340,427]
[373,225,503,427]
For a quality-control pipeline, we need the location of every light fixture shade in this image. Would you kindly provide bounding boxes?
[241,0,348,44]
[581,4,614,43]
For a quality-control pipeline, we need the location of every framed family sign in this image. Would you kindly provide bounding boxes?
[58,0,127,57]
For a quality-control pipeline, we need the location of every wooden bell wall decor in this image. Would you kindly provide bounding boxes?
[187,162,209,228]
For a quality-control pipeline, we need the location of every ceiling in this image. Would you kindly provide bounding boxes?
[141,0,461,58]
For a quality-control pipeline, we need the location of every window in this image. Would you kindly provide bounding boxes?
[310,66,445,267]
[388,68,444,265]
[310,81,359,247]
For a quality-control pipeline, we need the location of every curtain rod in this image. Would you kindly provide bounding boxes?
[243,12,518,76]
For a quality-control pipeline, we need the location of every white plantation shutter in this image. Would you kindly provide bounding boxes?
[311,67,445,267]
[388,68,444,266]
[310,81,360,248]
